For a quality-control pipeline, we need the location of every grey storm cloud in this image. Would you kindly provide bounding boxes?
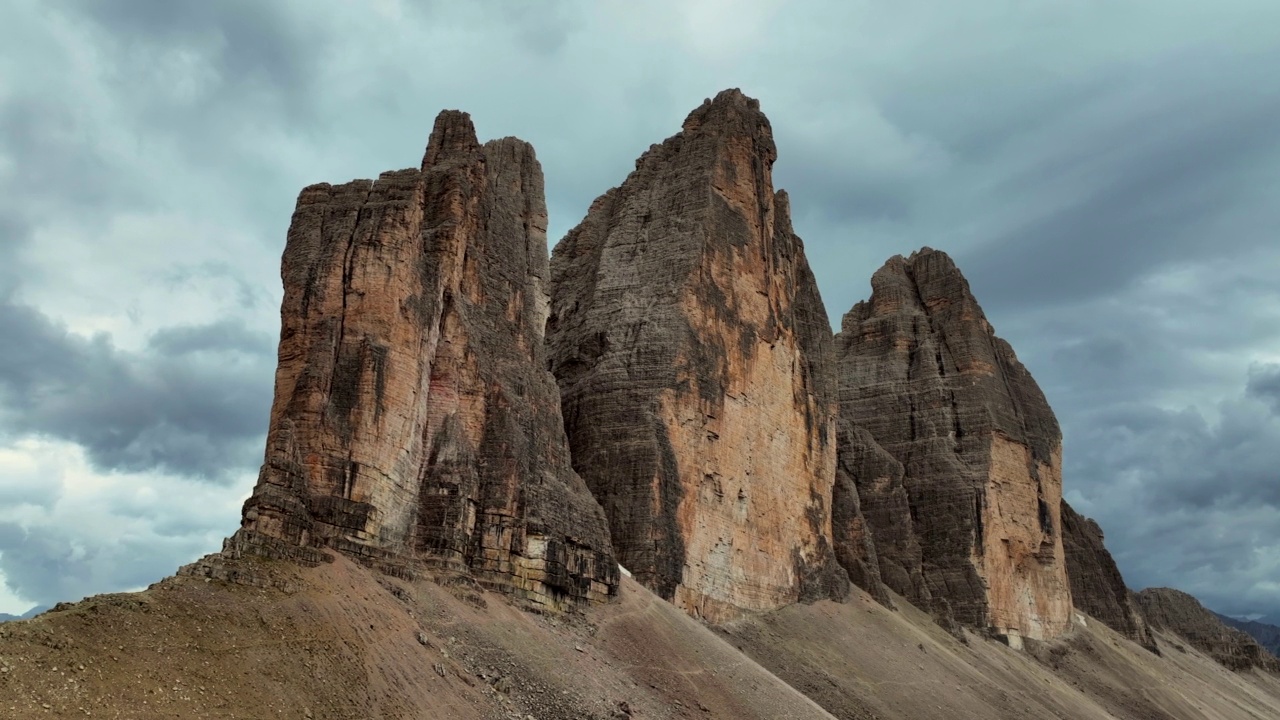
[0,298,273,481]
[64,0,317,104]
[0,519,214,609]
[1064,370,1280,620]
[1,0,1279,619]
[0,217,26,293]
[0,99,142,216]
[955,69,1280,310]
[0,464,61,509]
[147,318,273,357]
[1247,364,1280,413]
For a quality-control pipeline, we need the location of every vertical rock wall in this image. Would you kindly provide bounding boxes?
[547,89,851,622]
[232,111,617,609]
[835,248,1072,641]
[833,423,921,608]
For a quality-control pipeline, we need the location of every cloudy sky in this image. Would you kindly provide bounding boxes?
[2,0,1278,621]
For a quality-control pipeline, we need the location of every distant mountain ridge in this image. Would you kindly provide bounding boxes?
[0,606,45,623]
[1215,612,1280,658]
[1137,588,1279,672]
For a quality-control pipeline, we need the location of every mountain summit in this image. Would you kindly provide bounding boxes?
[546,88,851,621]
[835,248,1072,643]
[223,111,617,609]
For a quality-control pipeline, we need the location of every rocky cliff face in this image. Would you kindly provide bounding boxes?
[546,89,852,622]
[831,421,894,606]
[1060,501,1156,651]
[1139,588,1280,672]
[834,248,1072,642]
[228,111,618,609]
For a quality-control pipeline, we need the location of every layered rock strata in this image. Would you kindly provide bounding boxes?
[1060,501,1157,651]
[547,89,851,622]
[832,422,902,607]
[1138,588,1280,672]
[229,111,618,609]
[835,248,1072,642]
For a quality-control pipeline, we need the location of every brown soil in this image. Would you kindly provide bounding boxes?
[0,556,1277,720]
[0,556,829,719]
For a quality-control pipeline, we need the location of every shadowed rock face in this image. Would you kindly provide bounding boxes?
[832,422,896,607]
[1060,501,1157,652]
[546,89,851,622]
[835,248,1072,641]
[1138,588,1280,672]
[230,111,618,609]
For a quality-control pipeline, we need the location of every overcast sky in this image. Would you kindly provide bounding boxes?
[2,0,1278,622]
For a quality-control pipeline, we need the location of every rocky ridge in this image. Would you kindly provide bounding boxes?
[1138,588,1280,673]
[1060,501,1157,651]
[834,248,1072,643]
[546,89,854,622]
[206,111,618,610]
[9,551,1280,720]
[1216,614,1280,658]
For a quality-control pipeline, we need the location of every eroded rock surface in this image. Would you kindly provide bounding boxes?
[835,248,1072,641]
[1060,501,1157,651]
[832,423,901,607]
[225,111,617,609]
[1138,588,1280,672]
[547,89,850,622]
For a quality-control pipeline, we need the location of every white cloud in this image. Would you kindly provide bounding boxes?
[18,211,279,347]
[0,437,252,610]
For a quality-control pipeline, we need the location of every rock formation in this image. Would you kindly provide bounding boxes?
[546,89,852,622]
[832,421,894,606]
[1215,614,1280,659]
[1059,501,1156,651]
[1138,588,1280,672]
[224,111,618,609]
[835,248,1072,643]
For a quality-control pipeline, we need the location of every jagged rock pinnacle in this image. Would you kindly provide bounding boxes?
[546,89,855,622]
[836,247,1072,641]
[226,112,617,609]
[422,109,481,167]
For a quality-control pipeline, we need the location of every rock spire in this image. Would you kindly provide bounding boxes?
[229,111,618,609]
[546,89,852,622]
[835,248,1072,642]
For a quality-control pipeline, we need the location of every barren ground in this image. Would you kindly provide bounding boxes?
[0,555,1276,719]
